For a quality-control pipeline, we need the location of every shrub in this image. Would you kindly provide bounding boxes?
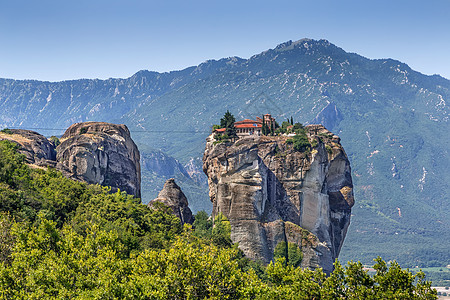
[292,122,304,133]
[49,136,60,147]
[79,127,88,134]
[273,241,303,268]
[292,134,310,152]
[0,128,12,135]
[212,212,231,248]
[326,145,333,154]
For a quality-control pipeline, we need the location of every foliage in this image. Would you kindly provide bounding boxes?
[282,121,291,129]
[0,138,439,299]
[292,122,304,133]
[325,144,333,154]
[211,212,232,248]
[214,133,230,144]
[0,213,14,265]
[79,127,88,134]
[49,135,61,146]
[292,132,311,152]
[262,122,269,135]
[0,141,29,190]
[0,217,437,299]
[273,241,303,268]
[220,110,237,139]
[192,210,213,239]
[0,128,12,134]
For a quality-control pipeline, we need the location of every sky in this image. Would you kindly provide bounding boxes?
[0,0,449,82]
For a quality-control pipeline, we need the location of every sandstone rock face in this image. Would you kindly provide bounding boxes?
[0,129,57,167]
[203,125,354,273]
[149,178,194,224]
[56,122,141,198]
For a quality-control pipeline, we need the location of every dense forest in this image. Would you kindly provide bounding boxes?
[0,140,437,299]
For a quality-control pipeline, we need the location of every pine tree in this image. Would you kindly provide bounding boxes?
[220,110,237,139]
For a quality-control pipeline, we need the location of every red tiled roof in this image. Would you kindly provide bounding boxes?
[234,119,262,125]
[235,123,262,128]
[214,128,226,132]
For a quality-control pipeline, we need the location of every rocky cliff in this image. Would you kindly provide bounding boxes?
[0,122,141,198]
[56,122,141,198]
[0,129,57,167]
[149,178,194,224]
[203,125,354,273]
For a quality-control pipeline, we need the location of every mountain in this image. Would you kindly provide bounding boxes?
[0,38,448,267]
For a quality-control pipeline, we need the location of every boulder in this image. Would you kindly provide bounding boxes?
[0,129,56,167]
[56,122,141,197]
[149,178,194,224]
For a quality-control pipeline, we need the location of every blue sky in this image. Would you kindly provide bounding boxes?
[1,0,449,81]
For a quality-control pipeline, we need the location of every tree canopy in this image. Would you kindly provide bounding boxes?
[0,140,438,299]
[220,110,237,138]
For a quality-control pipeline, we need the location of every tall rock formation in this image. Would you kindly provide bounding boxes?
[203,125,354,273]
[149,178,194,224]
[0,129,57,167]
[56,122,141,198]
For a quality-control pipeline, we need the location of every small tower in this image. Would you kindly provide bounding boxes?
[263,114,274,127]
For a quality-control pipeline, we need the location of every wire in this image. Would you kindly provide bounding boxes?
[8,127,212,134]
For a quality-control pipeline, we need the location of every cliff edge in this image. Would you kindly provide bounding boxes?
[203,125,354,273]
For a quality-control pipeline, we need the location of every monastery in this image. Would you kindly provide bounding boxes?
[214,114,276,136]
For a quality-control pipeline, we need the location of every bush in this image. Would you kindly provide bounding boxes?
[212,212,232,248]
[79,127,88,134]
[292,122,304,133]
[292,134,310,152]
[49,136,60,147]
[193,210,213,239]
[0,128,12,135]
[274,241,303,268]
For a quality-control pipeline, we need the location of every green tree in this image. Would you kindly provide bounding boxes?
[193,210,213,239]
[273,241,303,268]
[220,110,237,139]
[212,212,232,248]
